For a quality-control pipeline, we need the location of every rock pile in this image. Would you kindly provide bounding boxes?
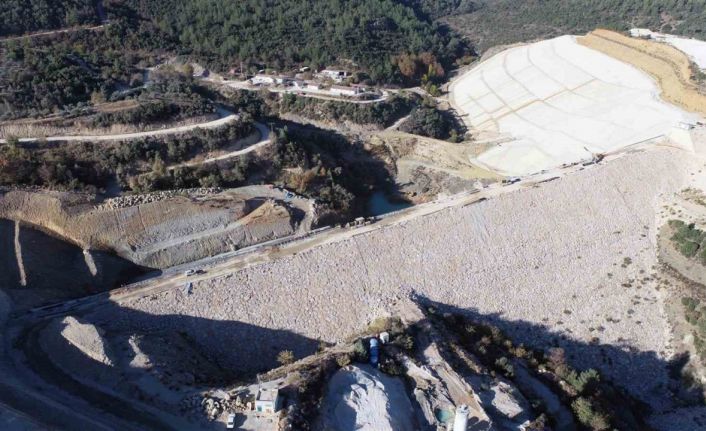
[96,188,222,210]
[180,394,227,421]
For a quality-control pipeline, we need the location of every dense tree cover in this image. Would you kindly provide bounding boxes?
[400,106,454,139]
[0,120,252,192]
[0,22,163,118]
[435,312,651,431]
[119,0,468,83]
[446,0,706,52]
[91,70,216,127]
[0,42,101,119]
[90,99,213,129]
[399,0,474,20]
[131,124,391,219]
[277,93,417,127]
[0,0,464,118]
[0,0,99,36]
[267,126,387,218]
[0,119,387,219]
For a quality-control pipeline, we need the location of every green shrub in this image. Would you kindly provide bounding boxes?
[670,220,706,261]
[680,241,700,257]
[565,369,600,394]
[393,334,415,351]
[277,350,295,366]
[571,397,610,430]
[352,339,369,362]
[682,297,700,311]
[400,106,453,139]
[336,354,352,368]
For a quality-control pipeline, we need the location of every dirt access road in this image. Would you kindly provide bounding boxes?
[0,113,240,144]
[167,121,271,170]
[203,75,392,105]
[0,24,107,43]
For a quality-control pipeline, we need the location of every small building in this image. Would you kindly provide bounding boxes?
[255,388,281,414]
[330,85,362,97]
[274,76,293,85]
[318,69,349,83]
[251,75,276,86]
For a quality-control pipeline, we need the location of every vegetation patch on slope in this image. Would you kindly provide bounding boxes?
[0,0,99,37]
[444,0,706,53]
[117,0,468,84]
[0,121,253,192]
[669,219,706,264]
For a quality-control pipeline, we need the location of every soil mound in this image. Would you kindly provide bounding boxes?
[316,365,418,431]
[39,316,117,384]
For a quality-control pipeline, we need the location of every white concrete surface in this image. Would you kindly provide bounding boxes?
[450,35,697,175]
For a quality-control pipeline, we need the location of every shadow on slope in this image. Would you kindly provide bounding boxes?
[411,293,703,412]
[19,302,320,430]
[0,219,151,310]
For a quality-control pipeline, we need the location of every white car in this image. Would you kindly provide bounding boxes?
[226,413,236,429]
[184,269,196,276]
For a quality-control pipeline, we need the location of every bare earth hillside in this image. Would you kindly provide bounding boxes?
[0,187,303,270]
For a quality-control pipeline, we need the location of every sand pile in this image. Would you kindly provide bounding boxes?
[316,365,418,431]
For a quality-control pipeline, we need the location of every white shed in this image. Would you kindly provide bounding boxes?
[255,388,281,414]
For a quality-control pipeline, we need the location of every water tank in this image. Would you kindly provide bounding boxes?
[453,405,469,431]
[369,338,379,367]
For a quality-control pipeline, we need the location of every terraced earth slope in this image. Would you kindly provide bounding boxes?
[0,187,302,268]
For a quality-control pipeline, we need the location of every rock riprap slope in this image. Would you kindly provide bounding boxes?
[104,148,698,409]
